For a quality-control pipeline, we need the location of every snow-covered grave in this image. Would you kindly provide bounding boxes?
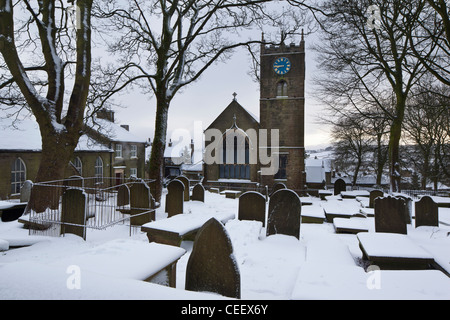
[1,189,450,300]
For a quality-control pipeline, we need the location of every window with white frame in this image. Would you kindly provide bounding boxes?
[130,168,137,178]
[115,144,122,158]
[11,158,26,194]
[73,156,82,175]
[95,156,103,183]
[130,145,137,158]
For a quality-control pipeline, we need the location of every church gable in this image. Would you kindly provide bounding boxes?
[206,98,260,133]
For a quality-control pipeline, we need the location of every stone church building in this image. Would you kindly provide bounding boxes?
[204,35,306,193]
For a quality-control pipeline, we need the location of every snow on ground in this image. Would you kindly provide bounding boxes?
[1,190,450,300]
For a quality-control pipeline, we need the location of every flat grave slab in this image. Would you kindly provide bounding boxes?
[141,212,235,246]
[322,200,362,222]
[51,239,186,287]
[333,217,373,234]
[340,190,370,199]
[301,205,325,224]
[357,232,435,270]
[223,190,242,199]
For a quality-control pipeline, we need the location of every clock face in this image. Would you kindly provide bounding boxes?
[273,57,291,75]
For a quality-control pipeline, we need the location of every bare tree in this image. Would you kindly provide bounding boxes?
[92,0,307,202]
[313,0,433,192]
[403,81,450,189]
[0,0,92,212]
[410,0,450,86]
[330,114,374,186]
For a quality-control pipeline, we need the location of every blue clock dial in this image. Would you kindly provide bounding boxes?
[273,57,291,75]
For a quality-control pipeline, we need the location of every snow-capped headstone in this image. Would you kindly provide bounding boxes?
[334,178,346,195]
[175,175,190,201]
[374,196,407,234]
[267,189,301,239]
[20,180,33,203]
[191,184,205,202]
[130,182,154,225]
[415,196,439,228]
[117,184,130,207]
[369,190,383,208]
[270,182,286,197]
[396,194,413,224]
[238,191,266,226]
[61,188,87,240]
[185,218,240,299]
[165,179,184,217]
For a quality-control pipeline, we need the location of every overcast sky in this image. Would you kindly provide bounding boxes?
[111,35,332,151]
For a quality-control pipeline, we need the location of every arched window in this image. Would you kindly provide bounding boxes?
[73,157,82,175]
[277,80,288,97]
[219,131,250,180]
[95,156,103,183]
[11,158,26,194]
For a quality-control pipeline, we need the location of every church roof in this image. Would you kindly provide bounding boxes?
[205,98,260,132]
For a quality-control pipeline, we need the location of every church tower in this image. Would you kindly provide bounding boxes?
[259,33,306,192]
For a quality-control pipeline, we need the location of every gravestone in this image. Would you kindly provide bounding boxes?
[270,182,286,197]
[191,184,205,202]
[20,180,33,203]
[415,196,439,228]
[130,182,154,225]
[374,196,407,234]
[61,188,87,240]
[165,179,184,217]
[238,191,266,226]
[117,184,130,207]
[396,195,413,224]
[267,189,301,239]
[185,218,240,299]
[369,190,383,208]
[175,175,190,201]
[334,179,346,195]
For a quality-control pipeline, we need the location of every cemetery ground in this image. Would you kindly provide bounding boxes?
[1,188,450,301]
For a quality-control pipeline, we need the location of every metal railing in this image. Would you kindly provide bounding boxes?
[25,177,156,239]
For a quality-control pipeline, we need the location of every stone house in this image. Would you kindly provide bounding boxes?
[0,110,149,200]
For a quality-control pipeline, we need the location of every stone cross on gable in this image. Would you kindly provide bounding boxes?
[232,92,237,101]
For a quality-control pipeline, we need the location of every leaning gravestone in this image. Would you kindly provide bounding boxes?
[396,195,413,224]
[334,178,346,195]
[270,182,287,197]
[369,190,383,208]
[130,182,154,225]
[415,196,439,228]
[175,175,190,201]
[267,189,301,239]
[61,188,87,240]
[117,184,130,207]
[191,184,205,202]
[20,180,33,203]
[185,218,240,299]
[238,191,266,226]
[165,179,184,217]
[374,196,407,234]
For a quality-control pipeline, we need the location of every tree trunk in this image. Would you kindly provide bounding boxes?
[148,98,169,203]
[29,128,80,212]
[388,112,405,193]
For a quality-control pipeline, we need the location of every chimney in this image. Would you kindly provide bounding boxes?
[168,139,172,147]
[97,108,115,122]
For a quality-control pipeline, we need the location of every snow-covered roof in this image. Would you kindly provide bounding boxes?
[87,117,148,144]
[0,117,112,152]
